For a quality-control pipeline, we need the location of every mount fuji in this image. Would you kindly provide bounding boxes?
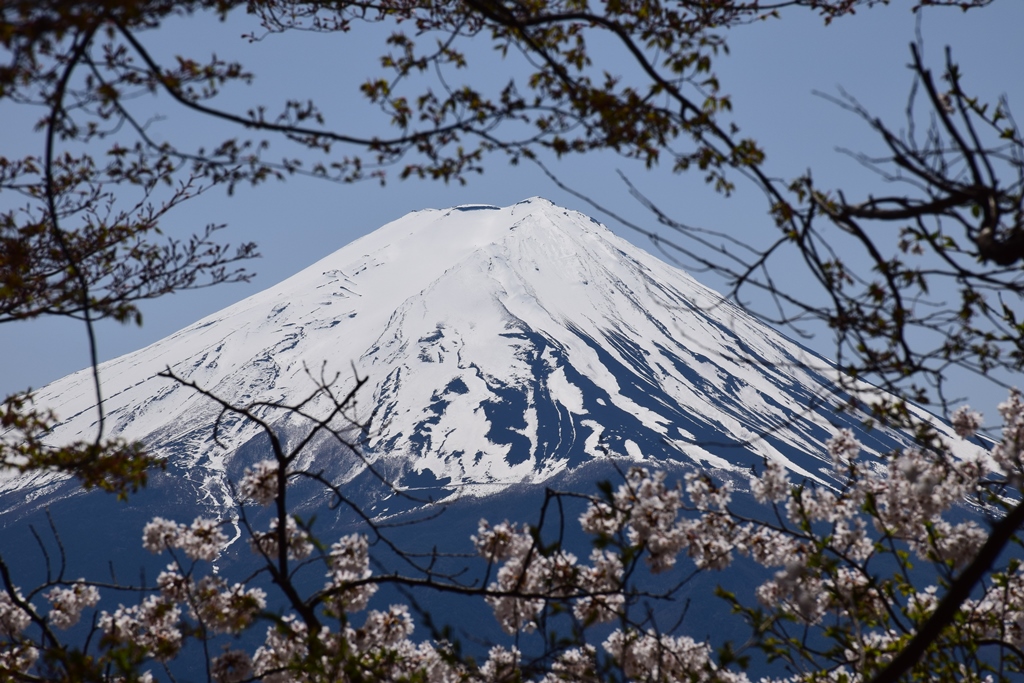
[2,198,962,527]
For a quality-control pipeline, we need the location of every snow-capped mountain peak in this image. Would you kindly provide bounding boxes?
[6,198,961,514]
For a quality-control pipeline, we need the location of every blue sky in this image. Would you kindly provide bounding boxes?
[3,1,1022,420]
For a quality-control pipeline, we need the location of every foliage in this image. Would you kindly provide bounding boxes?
[2,0,1023,682]
[608,42,1024,420]
[2,371,1023,682]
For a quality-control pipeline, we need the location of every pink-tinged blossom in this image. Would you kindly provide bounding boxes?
[0,596,36,683]
[239,459,280,506]
[191,576,266,634]
[143,516,227,561]
[371,639,460,683]
[142,517,182,553]
[98,595,183,661]
[354,605,414,649]
[478,645,520,683]
[676,511,740,571]
[0,644,38,677]
[624,469,687,571]
[999,388,1024,436]
[604,628,750,683]
[540,645,601,683]
[827,567,886,619]
[329,613,462,683]
[486,546,573,634]
[582,468,698,572]
[862,445,989,567]
[951,405,984,438]
[743,526,801,568]
[157,566,189,602]
[756,561,828,625]
[574,549,624,623]
[0,587,31,637]
[832,517,874,563]
[479,517,631,634]
[45,581,100,629]
[685,471,731,511]
[992,388,1024,477]
[909,519,987,569]
[324,533,376,615]
[579,498,626,537]
[323,582,377,617]
[252,615,308,683]
[826,429,861,468]
[211,649,253,683]
[250,515,313,560]
[786,487,850,526]
[329,533,370,576]
[180,517,228,561]
[473,520,531,562]
[750,458,789,503]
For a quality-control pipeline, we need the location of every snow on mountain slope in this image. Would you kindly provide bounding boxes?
[2,198,966,515]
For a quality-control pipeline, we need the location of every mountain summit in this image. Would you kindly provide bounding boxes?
[4,198,950,517]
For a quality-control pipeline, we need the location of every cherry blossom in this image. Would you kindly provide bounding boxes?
[826,428,861,467]
[251,614,308,683]
[250,514,313,560]
[99,595,183,661]
[12,388,1024,682]
[46,580,100,629]
[478,644,521,683]
[180,517,229,561]
[142,516,228,561]
[323,532,376,614]
[573,549,624,623]
[0,587,30,637]
[142,517,183,554]
[240,459,280,506]
[0,643,39,677]
[750,457,790,503]
[604,628,749,683]
[191,575,266,634]
[211,649,253,683]
[540,645,601,683]
[951,406,984,439]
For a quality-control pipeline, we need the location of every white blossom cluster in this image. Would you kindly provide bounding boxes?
[12,391,1024,683]
[738,416,996,618]
[46,580,101,629]
[579,468,692,572]
[538,645,601,683]
[962,564,1024,651]
[323,532,376,615]
[0,587,31,637]
[749,457,790,503]
[99,515,263,667]
[142,516,228,561]
[0,587,37,675]
[251,514,314,560]
[991,389,1024,480]
[579,466,745,572]
[249,605,465,683]
[190,574,267,633]
[240,458,281,505]
[0,640,38,679]
[98,595,184,661]
[605,629,749,683]
[474,519,621,635]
